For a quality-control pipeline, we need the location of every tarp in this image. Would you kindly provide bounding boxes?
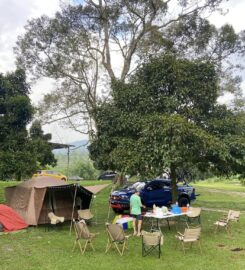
[83,184,110,194]
[0,204,28,232]
[5,177,93,225]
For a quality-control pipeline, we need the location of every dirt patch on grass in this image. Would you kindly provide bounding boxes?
[200,188,245,197]
[217,244,245,254]
[231,247,244,252]
[217,244,226,248]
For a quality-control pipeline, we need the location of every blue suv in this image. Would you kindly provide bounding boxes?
[109,179,196,213]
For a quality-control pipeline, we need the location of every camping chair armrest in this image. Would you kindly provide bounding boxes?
[218,218,228,222]
[176,232,184,237]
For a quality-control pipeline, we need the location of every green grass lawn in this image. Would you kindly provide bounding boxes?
[0,180,245,270]
[193,180,245,211]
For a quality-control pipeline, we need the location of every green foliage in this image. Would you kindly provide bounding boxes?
[89,54,245,201]
[0,70,34,180]
[53,151,99,180]
[0,71,57,180]
[14,0,244,134]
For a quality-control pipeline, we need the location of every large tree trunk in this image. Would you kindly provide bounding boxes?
[170,163,178,204]
[115,173,125,186]
[16,171,22,181]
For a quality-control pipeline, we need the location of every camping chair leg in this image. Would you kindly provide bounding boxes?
[228,223,232,235]
[142,244,161,258]
[81,240,89,255]
[73,239,84,254]
[78,241,84,254]
[114,242,123,256]
[125,238,129,250]
[105,240,112,254]
[175,238,180,249]
[89,241,95,251]
[72,240,77,252]
[121,242,126,256]
[198,240,202,254]
[182,242,185,254]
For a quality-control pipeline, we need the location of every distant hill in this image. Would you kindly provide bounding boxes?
[52,139,89,155]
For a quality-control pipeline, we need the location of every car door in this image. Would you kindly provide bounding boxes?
[160,181,172,206]
[141,180,172,207]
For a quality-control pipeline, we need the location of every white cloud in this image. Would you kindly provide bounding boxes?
[43,122,87,144]
[0,0,84,143]
[0,0,61,73]
[217,92,234,105]
[30,77,57,105]
[209,0,245,32]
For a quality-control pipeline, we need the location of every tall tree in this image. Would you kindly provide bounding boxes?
[0,70,34,180]
[0,70,57,180]
[89,54,245,201]
[15,0,244,136]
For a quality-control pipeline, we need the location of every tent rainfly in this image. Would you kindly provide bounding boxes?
[4,177,93,226]
[0,204,28,232]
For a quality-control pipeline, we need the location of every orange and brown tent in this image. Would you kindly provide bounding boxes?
[5,177,92,226]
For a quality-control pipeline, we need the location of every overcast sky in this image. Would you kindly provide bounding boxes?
[0,0,244,143]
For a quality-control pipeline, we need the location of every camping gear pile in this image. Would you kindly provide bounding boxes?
[113,215,134,230]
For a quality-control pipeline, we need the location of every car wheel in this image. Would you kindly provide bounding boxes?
[61,178,66,181]
[178,196,190,207]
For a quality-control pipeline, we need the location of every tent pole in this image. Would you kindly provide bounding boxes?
[70,184,78,234]
[89,195,97,225]
[107,183,115,222]
[66,146,70,180]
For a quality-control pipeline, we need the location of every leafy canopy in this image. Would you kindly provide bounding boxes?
[89,55,245,195]
[15,0,244,135]
[0,70,56,180]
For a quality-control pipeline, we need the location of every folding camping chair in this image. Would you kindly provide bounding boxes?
[214,209,240,234]
[175,227,202,254]
[141,230,163,258]
[77,209,94,224]
[105,223,130,256]
[48,212,65,225]
[47,212,64,230]
[73,220,96,255]
[228,210,240,222]
[186,207,202,227]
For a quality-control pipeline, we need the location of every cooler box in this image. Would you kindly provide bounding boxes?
[115,217,134,230]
